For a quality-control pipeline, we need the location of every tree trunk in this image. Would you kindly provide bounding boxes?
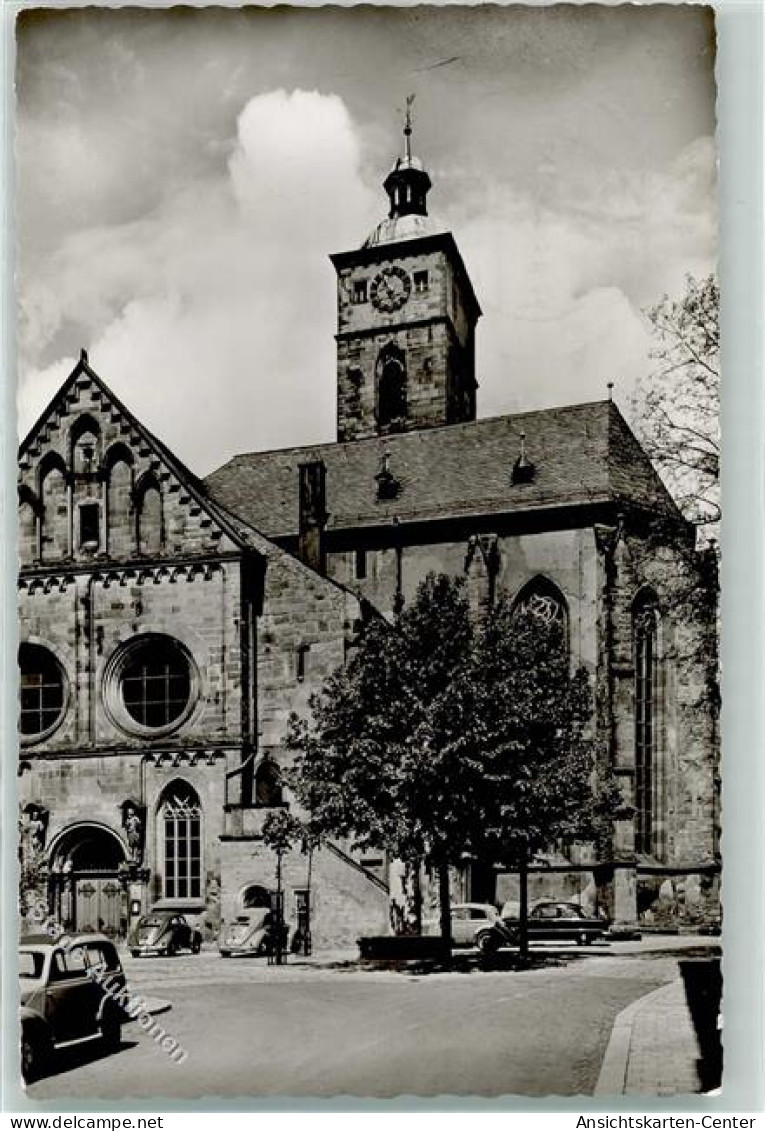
[519,849,529,961]
[388,857,423,935]
[437,859,452,962]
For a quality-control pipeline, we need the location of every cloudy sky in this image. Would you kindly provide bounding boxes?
[16,4,717,474]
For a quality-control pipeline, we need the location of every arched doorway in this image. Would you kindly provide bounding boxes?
[241,884,271,910]
[48,825,128,938]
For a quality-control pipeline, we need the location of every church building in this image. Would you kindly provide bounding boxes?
[18,120,720,945]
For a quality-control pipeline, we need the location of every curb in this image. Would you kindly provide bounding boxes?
[594,980,681,1096]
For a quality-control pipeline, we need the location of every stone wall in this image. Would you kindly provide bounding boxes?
[326,526,599,670]
[219,838,390,949]
[256,543,364,754]
[19,563,245,756]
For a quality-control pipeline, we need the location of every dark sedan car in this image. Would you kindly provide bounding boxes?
[501,900,609,946]
[128,912,202,957]
[20,933,131,1083]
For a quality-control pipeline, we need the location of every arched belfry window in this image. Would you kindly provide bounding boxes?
[511,576,569,654]
[158,780,202,900]
[633,589,661,856]
[376,344,407,433]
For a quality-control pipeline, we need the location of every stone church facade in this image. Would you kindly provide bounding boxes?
[18,129,720,944]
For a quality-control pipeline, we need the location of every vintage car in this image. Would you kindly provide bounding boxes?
[423,902,515,954]
[501,900,609,946]
[218,909,289,958]
[128,911,202,957]
[19,933,131,1084]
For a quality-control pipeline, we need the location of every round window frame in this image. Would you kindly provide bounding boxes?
[103,634,199,740]
[18,641,70,747]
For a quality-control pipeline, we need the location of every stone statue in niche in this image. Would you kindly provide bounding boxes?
[21,803,49,860]
[122,802,144,865]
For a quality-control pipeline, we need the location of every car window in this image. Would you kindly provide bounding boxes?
[452,908,469,920]
[534,904,558,919]
[84,942,120,971]
[470,908,489,920]
[139,916,163,928]
[19,950,45,979]
[50,947,88,979]
[558,905,581,919]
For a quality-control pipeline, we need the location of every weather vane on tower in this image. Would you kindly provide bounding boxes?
[404,93,415,162]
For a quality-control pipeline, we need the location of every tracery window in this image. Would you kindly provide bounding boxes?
[511,577,569,647]
[634,591,660,855]
[159,781,202,900]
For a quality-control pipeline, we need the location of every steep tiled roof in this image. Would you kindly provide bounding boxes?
[204,401,680,538]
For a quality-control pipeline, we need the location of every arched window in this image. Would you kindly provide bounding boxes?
[255,760,283,807]
[70,415,102,476]
[19,642,67,739]
[158,780,202,900]
[376,344,407,433]
[18,486,41,563]
[39,454,69,561]
[136,475,162,556]
[633,590,660,855]
[511,577,569,655]
[104,445,134,557]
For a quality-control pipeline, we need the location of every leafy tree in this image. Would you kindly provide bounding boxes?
[635,274,720,530]
[286,574,475,944]
[631,274,721,720]
[287,574,621,958]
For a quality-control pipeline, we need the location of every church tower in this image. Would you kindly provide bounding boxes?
[330,103,481,443]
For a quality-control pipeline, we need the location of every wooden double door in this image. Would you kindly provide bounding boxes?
[55,872,127,938]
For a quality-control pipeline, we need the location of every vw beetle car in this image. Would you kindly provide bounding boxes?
[19,933,131,1084]
[128,911,202,957]
[218,908,289,958]
[423,902,514,954]
[501,900,609,946]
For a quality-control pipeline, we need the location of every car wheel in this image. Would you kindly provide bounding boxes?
[192,936,202,954]
[21,1031,49,1085]
[166,940,178,957]
[101,1009,122,1052]
[219,950,231,958]
[476,931,499,955]
[130,949,140,958]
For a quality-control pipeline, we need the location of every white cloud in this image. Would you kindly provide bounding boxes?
[18,89,378,471]
[453,135,716,418]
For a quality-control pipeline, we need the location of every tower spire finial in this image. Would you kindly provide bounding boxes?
[404,93,415,163]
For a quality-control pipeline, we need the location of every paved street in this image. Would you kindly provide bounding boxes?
[25,947,699,1100]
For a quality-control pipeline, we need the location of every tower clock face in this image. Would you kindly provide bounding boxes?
[370,266,412,313]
